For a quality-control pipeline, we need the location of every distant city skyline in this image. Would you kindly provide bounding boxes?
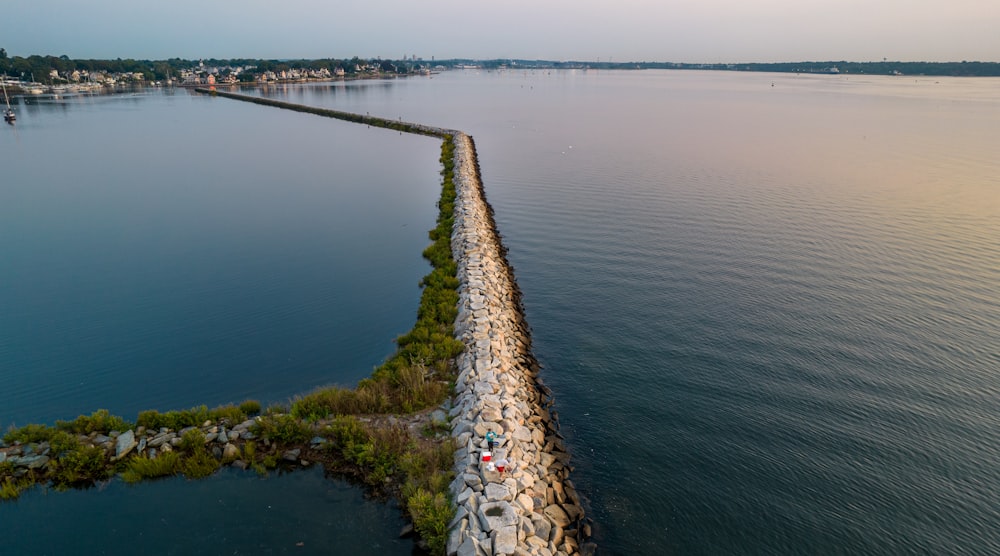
[6,0,1000,63]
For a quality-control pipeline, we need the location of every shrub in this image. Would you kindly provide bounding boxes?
[252,414,311,444]
[50,445,109,487]
[121,452,182,483]
[3,423,55,445]
[406,488,454,555]
[0,478,26,501]
[325,416,369,449]
[291,388,355,421]
[181,450,219,479]
[244,441,267,476]
[209,404,246,426]
[238,400,261,417]
[56,409,131,434]
[179,429,206,453]
[137,405,232,431]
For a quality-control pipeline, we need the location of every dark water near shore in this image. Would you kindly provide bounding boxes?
[1,89,437,553]
[3,71,999,554]
[255,70,1000,554]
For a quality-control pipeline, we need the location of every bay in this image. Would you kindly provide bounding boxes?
[3,69,1000,555]
[1,87,441,553]
[267,70,1000,554]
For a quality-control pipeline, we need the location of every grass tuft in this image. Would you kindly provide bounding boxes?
[121,452,182,483]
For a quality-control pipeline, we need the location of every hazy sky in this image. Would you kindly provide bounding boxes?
[5,0,999,62]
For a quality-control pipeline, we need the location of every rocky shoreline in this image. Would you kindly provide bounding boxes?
[446,133,593,556]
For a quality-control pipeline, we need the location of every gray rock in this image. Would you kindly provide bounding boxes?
[514,493,534,514]
[222,443,240,460]
[531,516,551,543]
[456,536,478,556]
[282,448,301,462]
[430,409,448,424]
[114,430,137,460]
[0,452,6,463]
[449,506,470,530]
[517,515,535,539]
[447,523,466,556]
[477,500,518,532]
[147,433,174,448]
[480,407,503,422]
[137,437,147,455]
[463,472,483,490]
[456,487,474,506]
[484,483,512,502]
[17,455,50,470]
[492,525,517,555]
[217,429,229,444]
[310,436,327,446]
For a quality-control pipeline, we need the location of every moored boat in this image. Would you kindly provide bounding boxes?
[2,77,14,123]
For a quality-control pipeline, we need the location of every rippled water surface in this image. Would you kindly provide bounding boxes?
[259,70,1000,554]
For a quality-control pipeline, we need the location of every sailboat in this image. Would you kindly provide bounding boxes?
[2,76,14,123]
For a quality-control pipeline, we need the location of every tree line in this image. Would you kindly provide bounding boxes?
[0,49,419,82]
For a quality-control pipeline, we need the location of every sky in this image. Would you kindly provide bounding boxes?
[5,0,999,63]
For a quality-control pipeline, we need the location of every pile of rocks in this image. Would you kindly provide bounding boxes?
[1,418,280,478]
[446,133,594,556]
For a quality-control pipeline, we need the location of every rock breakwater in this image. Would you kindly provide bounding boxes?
[446,134,593,556]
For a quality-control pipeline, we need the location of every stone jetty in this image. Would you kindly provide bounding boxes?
[446,133,593,556]
[8,89,592,555]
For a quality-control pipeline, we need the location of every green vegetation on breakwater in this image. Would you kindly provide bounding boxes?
[1,129,463,554]
[195,87,456,138]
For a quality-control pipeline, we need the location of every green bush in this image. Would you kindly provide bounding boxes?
[238,400,262,417]
[252,414,311,444]
[406,488,454,555]
[0,478,27,501]
[179,429,206,453]
[291,388,356,421]
[181,450,219,479]
[121,452,182,483]
[3,423,56,445]
[50,445,108,487]
[137,404,249,431]
[55,409,131,434]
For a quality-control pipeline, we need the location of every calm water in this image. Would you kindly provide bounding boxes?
[3,71,999,555]
[256,70,1000,554]
[1,88,440,553]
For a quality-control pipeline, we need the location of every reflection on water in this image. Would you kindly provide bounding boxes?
[267,70,1000,554]
[4,70,999,554]
[1,87,442,553]
[0,467,414,556]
